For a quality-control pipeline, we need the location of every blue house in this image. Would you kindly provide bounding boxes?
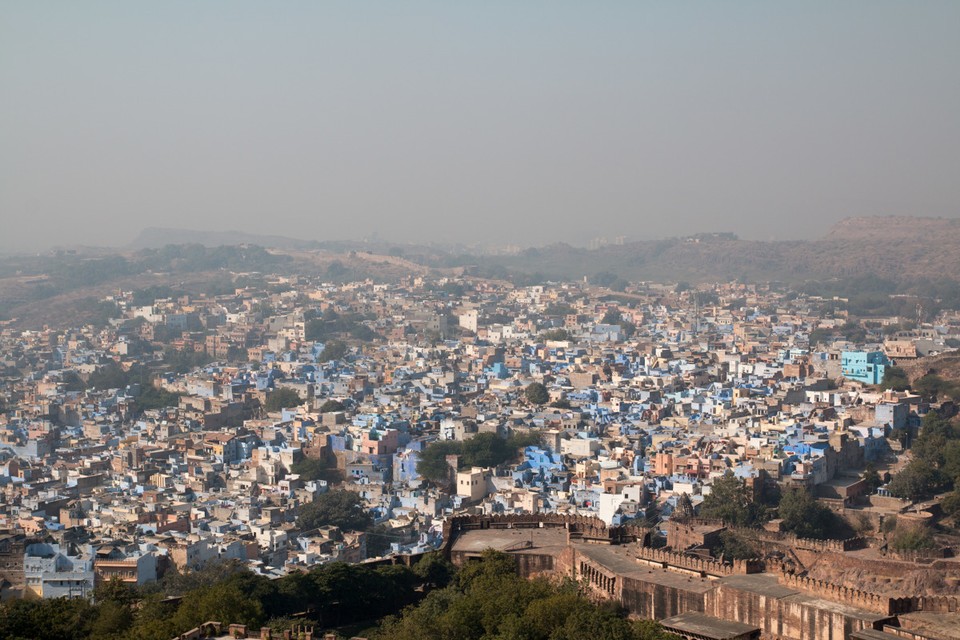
[841,351,889,385]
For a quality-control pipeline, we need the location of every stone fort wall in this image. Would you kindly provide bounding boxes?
[442,513,960,620]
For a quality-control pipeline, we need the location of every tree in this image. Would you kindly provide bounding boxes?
[699,471,766,527]
[942,489,960,519]
[326,260,347,278]
[913,374,960,401]
[417,432,536,486]
[525,382,550,405]
[880,366,910,392]
[94,576,135,606]
[778,489,845,540]
[601,309,621,325]
[943,440,960,485]
[808,327,834,346]
[544,302,575,317]
[290,456,338,483]
[891,524,937,551]
[540,328,571,342]
[413,552,456,588]
[87,362,132,390]
[320,339,348,361]
[887,460,950,502]
[162,348,214,374]
[319,399,346,413]
[379,551,679,640]
[714,530,758,560]
[264,387,302,412]
[417,440,462,485]
[61,370,87,392]
[90,599,134,640]
[137,385,183,411]
[591,271,619,287]
[863,463,882,493]
[297,489,372,531]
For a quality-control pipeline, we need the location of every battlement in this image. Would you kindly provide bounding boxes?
[634,546,761,577]
[908,595,960,613]
[442,512,956,620]
[728,526,866,553]
[442,513,647,553]
[778,573,894,614]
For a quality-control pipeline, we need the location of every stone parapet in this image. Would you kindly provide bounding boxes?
[778,573,894,614]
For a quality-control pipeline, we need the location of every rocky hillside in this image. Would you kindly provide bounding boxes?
[483,216,960,284]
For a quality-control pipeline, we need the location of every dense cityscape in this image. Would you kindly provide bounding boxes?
[5,2,960,638]
[1,263,960,639]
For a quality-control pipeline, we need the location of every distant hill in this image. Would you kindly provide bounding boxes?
[130,217,960,285]
[824,216,960,243]
[469,216,960,285]
[130,227,321,251]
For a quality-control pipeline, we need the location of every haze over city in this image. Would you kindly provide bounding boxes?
[7,5,960,640]
[2,1,960,252]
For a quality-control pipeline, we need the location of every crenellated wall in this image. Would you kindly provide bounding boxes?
[705,583,880,640]
[725,525,867,554]
[895,595,960,614]
[441,511,956,638]
[442,513,648,554]
[778,573,895,615]
[633,546,762,577]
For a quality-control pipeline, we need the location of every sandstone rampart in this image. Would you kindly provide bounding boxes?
[441,512,958,622]
[634,546,762,577]
[778,572,895,614]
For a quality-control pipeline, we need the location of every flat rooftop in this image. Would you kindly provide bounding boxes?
[660,611,760,639]
[716,573,796,599]
[717,574,890,623]
[449,527,569,556]
[575,543,717,594]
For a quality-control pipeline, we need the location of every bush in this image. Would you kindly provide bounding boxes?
[296,489,372,531]
[379,550,679,640]
[714,531,758,560]
[264,387,302,412]
[699,472,767,527]
[778,489,848,540]
[525,382,550,405]
[320,339,348,361]
[891,525,937,551]
[540,328,571,342]
[319,399,346,413]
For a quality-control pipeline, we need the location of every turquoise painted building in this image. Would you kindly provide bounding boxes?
[841,350,889,385]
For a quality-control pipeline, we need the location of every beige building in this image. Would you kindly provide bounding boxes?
[456,467,492,502]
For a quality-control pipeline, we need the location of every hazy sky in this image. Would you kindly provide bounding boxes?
[2,2,959,251]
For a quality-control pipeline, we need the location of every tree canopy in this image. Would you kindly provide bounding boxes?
[264,387,302,412]
[296,489,372,531]
[887,411,959,501]
[319,339,349,362]
[524,382,550,405]
[777,489,849,540]
[319,399,346,413]
[912,374,960,401]
[699,472,767,527]
[417,432,541,485]
[379,550,679,640]
[880,366,910,392]
[289,456,339,484]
